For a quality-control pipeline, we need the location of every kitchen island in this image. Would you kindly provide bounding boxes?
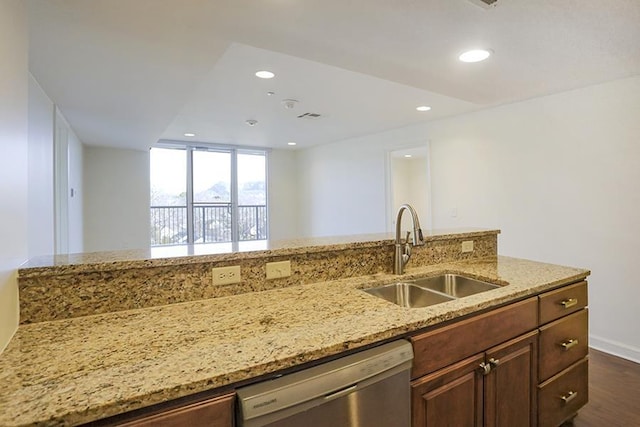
[0,231,589,426]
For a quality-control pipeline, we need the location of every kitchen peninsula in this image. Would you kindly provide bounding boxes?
[0,229,590,426]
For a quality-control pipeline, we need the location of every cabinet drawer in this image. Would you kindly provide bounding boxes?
[538,358,588,427]
[411,298,538,379]
[539,281,588,325]
[117,393,234,427]
[539,309,588,382]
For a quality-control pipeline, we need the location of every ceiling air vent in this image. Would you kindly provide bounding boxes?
[297,112,322,120]
[468,0,499,8]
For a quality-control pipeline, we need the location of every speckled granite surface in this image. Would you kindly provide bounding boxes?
[0,256,589,427]
[18,230,498,324]
[19,229,499,276]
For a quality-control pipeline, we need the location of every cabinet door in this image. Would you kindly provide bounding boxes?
[484,331,538,427]
[117,393,234,427]
[411,353,484,427]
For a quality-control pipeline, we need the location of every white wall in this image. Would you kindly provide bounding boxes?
[268,149,300,240]
[28,75,55,257]
[428,76,640,362]
[391,156,430,228]
[0,0,28,353]
[84,146,150,252]
[297,130,431,237]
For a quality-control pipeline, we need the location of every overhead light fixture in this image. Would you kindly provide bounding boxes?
[246,119,258,126]
[416,106,431,112]
[404,154,413,158]
[287,142,297,146]
[255,70,275,79]
[459,49,492,63]
[183,132,195,137]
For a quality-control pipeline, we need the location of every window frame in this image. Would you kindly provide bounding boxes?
[151,141,269,247]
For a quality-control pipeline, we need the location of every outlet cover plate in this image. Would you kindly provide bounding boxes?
[461,241,474,253]
[266,260,291,280]
[212,265,241,286]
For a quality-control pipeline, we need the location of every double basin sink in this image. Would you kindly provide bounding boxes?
[364,274,500,308]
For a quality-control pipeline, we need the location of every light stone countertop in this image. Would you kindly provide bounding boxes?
[18,228,498,277]
[0,256,589,427]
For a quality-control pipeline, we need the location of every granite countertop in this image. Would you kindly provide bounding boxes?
[0,256,589,427]
[18,228,498,277]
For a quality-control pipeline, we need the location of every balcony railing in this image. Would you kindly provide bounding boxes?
[150,204,267,246]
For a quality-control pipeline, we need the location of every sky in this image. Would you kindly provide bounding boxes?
[150,147,265,196]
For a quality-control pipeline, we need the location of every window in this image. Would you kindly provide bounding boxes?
[150,145,267,247]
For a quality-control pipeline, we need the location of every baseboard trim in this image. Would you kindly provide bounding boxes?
[590,334,640,364]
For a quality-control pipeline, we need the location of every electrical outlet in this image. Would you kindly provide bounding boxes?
[211,265,241,286]
[266,260,291,280]
[461,241,474,253]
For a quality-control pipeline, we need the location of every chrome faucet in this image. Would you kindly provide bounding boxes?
[394,204,425,274]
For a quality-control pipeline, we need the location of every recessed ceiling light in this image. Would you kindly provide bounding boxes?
[183,133,195,137]
[404,154,413,158]
[287,142,297,146]
[255,70,275,79]
[459,49,492,63]
[416,106,431,112]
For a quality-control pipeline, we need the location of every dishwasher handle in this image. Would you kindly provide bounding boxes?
[323,384,358,401]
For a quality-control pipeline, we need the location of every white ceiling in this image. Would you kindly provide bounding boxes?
[28,0,640,151]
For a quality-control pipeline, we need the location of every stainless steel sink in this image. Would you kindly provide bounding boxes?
[363,274,500,308]
[363,282,455,308]
[411,274,500,298]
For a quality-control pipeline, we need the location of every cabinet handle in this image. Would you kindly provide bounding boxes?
[560,298,578,308]
[478,362,491,376]
[478,358,500,376]
[560,390,578,404]
[560,339,579,350]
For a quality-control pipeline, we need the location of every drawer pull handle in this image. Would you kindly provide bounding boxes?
[488,358,500,368]
[560,339,579,350]
[560,390,578,404]
[560,298,578,308]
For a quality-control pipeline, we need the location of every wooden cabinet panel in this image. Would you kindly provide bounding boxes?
[538,358,588,427]
[539,281,588,325]
[411,298,538,379]
[539,309,589,382]
[485,331,538,427]
[116,393,234,427]
[411,353,484,427]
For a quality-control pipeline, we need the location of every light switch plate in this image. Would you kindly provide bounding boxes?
[212,265,241,286]
[266,260,291,280]
[461,241,474,253]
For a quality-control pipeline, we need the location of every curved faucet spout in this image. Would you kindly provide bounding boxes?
[394,204,425,274]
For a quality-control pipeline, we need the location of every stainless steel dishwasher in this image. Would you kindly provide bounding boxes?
[236,340,413,427]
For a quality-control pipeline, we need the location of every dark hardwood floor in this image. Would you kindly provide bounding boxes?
[563,348,640,427]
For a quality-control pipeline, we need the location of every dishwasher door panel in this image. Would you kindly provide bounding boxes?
[237,340,414,427]
[258,370,410,427]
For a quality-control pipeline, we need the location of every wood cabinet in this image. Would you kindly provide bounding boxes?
[537,281,589,427]
[114,393,234,427]
[411,280,589,427]
[410,298,539,427]
[412,332,537,427]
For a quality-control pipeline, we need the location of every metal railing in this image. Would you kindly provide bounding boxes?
[150,204,267,246]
